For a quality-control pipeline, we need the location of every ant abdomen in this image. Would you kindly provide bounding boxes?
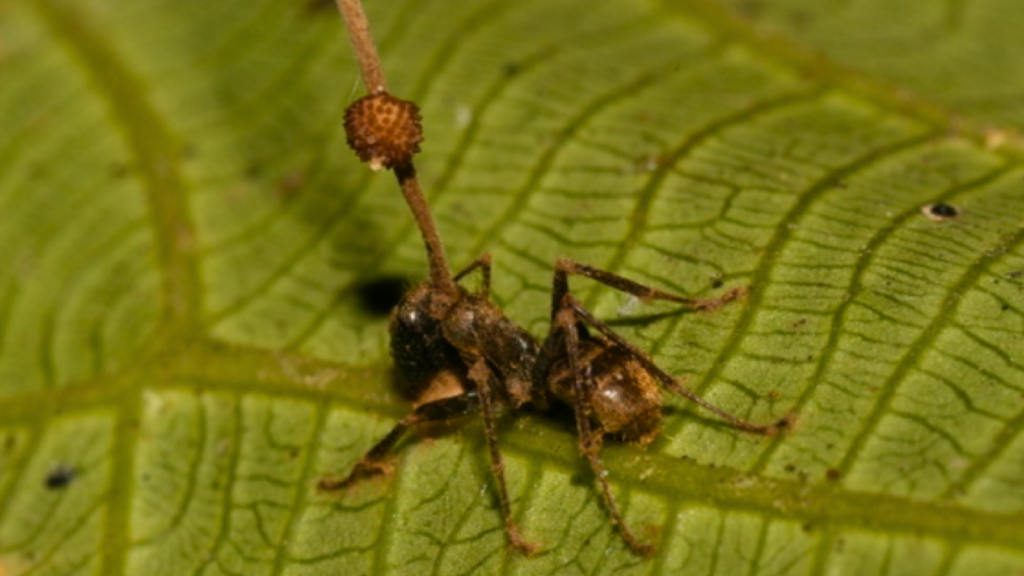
[547,338,663,445]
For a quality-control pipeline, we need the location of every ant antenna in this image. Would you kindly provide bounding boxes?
[333,0,455,292]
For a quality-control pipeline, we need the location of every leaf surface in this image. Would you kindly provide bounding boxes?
[1,0,1023,575]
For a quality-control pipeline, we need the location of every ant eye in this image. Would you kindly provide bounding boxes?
[343,91,423,170]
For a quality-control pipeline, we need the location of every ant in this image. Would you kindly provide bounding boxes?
[321,247,778,555]
[319,162,783,555]
[320,0,786,556]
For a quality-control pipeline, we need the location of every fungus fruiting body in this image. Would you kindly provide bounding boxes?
[343,90,423,170]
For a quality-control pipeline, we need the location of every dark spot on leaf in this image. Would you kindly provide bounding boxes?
[503,62,522,76]
[355,276,409,316]
[45,464,77,490]
[825,468,841,482]
[921,202,960,221]
[289,447,301,459]
[710,277,724,289]
[784,464,796,473]
[802,521,815,533]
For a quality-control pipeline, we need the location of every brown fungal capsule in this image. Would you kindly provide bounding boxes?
[343,90,423,171]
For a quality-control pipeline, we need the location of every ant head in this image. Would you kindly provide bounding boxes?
[389,283,464,398]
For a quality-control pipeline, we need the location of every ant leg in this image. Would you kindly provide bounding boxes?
[318,392,481,491]
[563,295,780,435]
[553,258,746,313]
[467,358,539,555]
[453,253,492,296]
[554,305,656,556]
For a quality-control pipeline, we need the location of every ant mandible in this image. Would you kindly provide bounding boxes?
[320,0,786,556]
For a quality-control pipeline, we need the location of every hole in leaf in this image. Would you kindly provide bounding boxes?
[921,202,960,221]
[45,464,77,490]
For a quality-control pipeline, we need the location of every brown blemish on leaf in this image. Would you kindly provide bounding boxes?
[691,285,751,312]
[318,458,394,492]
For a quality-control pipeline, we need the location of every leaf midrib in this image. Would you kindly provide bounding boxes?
[5,336,1021,554]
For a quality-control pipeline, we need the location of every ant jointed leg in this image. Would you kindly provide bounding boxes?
[550,259,776,435]
[316,392,480,490]
[545,258,780,555]
[452,253,491,295]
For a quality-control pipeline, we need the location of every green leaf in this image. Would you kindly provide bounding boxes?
[1,0,1023,574]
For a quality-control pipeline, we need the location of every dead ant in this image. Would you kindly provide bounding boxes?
[318,166,783,555]
[320,0,786,556]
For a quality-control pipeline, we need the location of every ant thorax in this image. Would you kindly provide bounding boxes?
[443,295,540,408]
